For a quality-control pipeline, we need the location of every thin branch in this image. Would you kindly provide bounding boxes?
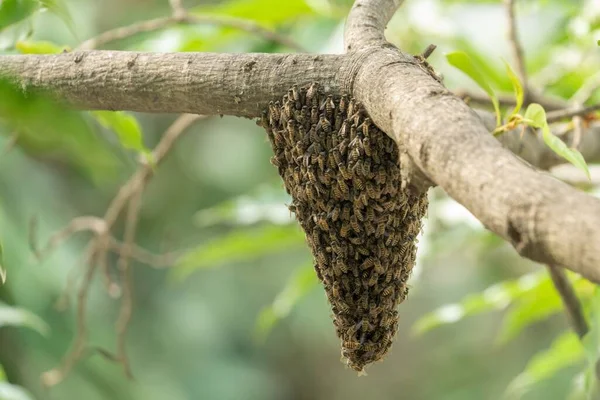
[115,188,143,379]
[546,103,600,123]
[41,114,202,386]
[546,264,589,339]
[456,90,568,111]
[77,14,305,52]
[169,0,186,18]
[504,0,530,102]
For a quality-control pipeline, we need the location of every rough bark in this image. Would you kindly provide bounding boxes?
[0,0,599,282]
[0,51,344,118]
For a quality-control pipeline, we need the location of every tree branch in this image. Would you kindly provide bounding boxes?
[344,0,600,283]
[0,51,343,118]
[2,0,600,284]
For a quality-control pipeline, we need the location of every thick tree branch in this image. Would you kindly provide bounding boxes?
[345,0,600,282]
[0,51,343,118]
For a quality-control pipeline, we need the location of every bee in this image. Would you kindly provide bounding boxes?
[315,216,329,231]
[306,82,318,104]
[349,215,361,233]
[325,95,335,118]
[366,207,375,222]
[317,153,326,171]
[338,179,349,194]
[334,111,343,131]
[330,205,340,221]
[339,138,349,155]
[373,259,385,275]
[341,275,351,290]
[358,247,370,257]
[311,106,319,125]
[361,159,372,177]
[359,192,369,207]
[382,286,395,297]
[341,205,351,220]
[340,222,351,238]
[305,185,315,202]
[367,273,378,286]
[316,251,327,266]
[361,258,374,270]
[344,340,360,350]
[363,136,372,157]
[366,182,379,199]
[291,84,300,102]
[353,176,365,191]
[353,204,365,222]
[311,230,321,246]
[349,124,358,142]
[338,163,352,181]
[337,302,350,314]
[369,305,382,319]
[318,116,332,133]
[332,185,343,200]
[331,283,341,298]
[347,99,356,119]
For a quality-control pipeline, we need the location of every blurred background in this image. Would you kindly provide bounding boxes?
[0,0,599,399]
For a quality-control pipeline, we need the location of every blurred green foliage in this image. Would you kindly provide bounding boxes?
[0,0,598,399]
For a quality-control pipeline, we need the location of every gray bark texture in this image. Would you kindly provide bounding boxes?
[0,0,599,282]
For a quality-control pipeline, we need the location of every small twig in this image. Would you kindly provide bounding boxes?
[41,114,203,386]
[115,188,143,379]
[456,90,568,111]
[31,216,106,260]
[546,264,588,339]
[168,0,186,18]
[571,72,600,105]
[77,14,305,52]
[572,116,584,150]
[546,103,600,123]
[108,238,180,268]
[504,0,530,102]
[421,44,436,59]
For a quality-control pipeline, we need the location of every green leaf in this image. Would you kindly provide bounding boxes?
[92,111,147,154]
[0,382,36,400]
[413,270,546,335]
[0,78,119,183]
[254,263,317,341]
[0,364,6,381]
[15,40,67,54]
[175,224,305,279]
[504,60,524,118]
[581,287,600,397]
[506,331,584,398]
[523,104,590,179]
[497,274,592,345]
[446,51,501,126]
[0,302,49,336]
[0,241,5,285]
[192,0,314,26]
[39,0,76,37]
[0,0,38,31]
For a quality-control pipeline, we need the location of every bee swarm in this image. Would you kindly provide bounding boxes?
[260,83,428,372]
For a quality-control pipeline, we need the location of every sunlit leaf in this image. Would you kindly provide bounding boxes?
[16,40,67,54]
[192,0,314,26]
[0,365,5,381]
[0,0,37,31]
[523,104,590,179]
[504,60,524,118]
[195,186,292,228]
[0,382,36,400]
[446,51,501,126]
[413,270,546,335]
[506,331,584,398]
[92,111,147,154]
[255,263,317,341]
[497,275,592,345]
[175,224,305,279]
[0,302,49,336]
